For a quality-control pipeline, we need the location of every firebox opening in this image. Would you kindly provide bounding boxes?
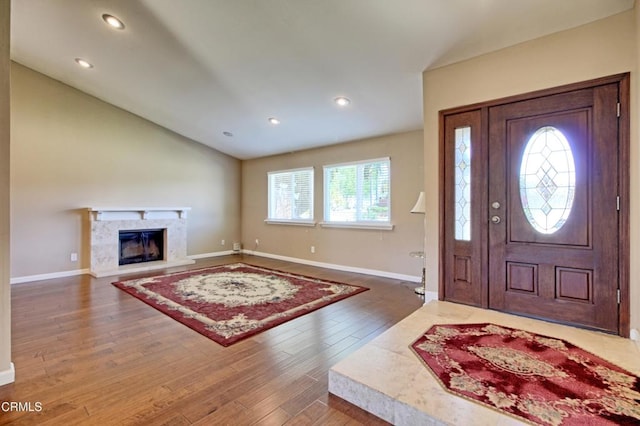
[119,229,165,266]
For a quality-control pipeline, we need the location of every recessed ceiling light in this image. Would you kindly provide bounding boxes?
[268,117,281,125]
[223,131,233,137]
[75,58,94,69]
[334,96,351,107]
[102,14,125,30]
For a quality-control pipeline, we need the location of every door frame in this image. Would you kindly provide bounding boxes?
[438,73,630,337]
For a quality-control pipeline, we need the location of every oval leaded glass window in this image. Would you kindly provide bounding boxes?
[519,126,575,234]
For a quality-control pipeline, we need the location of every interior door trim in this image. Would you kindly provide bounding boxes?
[438,73,630,337]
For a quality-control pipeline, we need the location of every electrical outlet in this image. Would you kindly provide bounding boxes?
[221,239,225,246]
[70,252,78,262]
[310,246,315,254]
[255,239,260,246]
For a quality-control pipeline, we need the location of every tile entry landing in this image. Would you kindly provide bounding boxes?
[328,301,640,425]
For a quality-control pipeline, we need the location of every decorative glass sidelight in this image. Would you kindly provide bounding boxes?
[455,127,471,241]
[519,126,576,234]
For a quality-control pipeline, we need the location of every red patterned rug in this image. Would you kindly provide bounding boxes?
[113,263,368,346]
[410,323,640,426]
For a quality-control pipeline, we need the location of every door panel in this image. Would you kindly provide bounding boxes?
[442,110,485,307]
[507,111,589,247]
[488,84,619,333]
[441,76,626,335]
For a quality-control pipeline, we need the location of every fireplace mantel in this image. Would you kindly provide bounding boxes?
[88,207,191,221]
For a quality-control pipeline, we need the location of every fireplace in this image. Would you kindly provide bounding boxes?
[119,229,164,266]
[88,207,194,277]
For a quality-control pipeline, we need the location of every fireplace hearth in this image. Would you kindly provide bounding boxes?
[119,229,164,265]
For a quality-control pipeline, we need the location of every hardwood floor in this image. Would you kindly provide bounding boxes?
[0,255,424,425]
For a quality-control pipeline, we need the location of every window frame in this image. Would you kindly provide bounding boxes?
[266,166,315,226]
[321,157,393,230]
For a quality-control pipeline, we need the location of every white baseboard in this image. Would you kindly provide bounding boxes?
[10,268,90,284]
[423,291,439,303]
[189,250,238,259]
[8,249,425,288]
[243,250,422,283]
[9,250,237,283]
[0,362,15,386]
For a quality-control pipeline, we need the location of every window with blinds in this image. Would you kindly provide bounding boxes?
[323,157,390,224]
[267,167,314,223]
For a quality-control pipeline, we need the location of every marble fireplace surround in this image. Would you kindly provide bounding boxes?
[88,207,195,278]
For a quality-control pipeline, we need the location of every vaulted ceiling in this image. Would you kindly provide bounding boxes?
[10,0,634,159]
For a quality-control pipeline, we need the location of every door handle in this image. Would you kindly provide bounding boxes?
[491,215,501,224]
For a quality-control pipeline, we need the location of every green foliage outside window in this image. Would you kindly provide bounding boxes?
[324,158,390,223]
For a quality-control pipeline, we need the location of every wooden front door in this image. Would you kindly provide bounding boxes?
[441,75,629,335]
[488,84,619,333]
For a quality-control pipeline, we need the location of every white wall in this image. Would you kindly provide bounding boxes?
[422,10,639,333]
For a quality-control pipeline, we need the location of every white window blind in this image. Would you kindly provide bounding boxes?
[323,158,390,225]
[267,167,314,222]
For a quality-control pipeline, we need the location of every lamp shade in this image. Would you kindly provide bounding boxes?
[410,192,426,214]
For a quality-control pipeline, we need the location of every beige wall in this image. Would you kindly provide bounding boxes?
[10,63,241,279]
[0,0,12,384]
[422,10,639,332]
[241,130,425,279]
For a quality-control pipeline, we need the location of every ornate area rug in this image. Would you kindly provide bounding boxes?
[113,263,367,346]
[410,323,640,426]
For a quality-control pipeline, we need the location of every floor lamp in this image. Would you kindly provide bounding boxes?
[410,192,426,295]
